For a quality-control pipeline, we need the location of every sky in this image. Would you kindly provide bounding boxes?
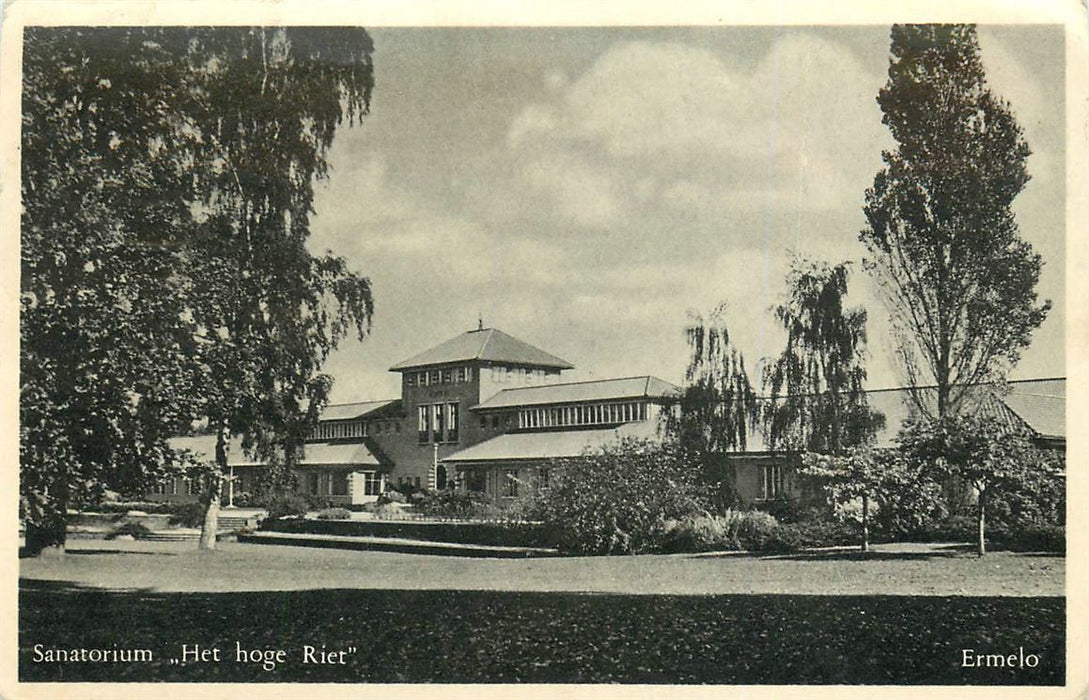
[306,25,1067,404]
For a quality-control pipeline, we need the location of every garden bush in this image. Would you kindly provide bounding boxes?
[988,523,1065,553]
[167,501,207,528]
[657,514,739,553]
[735,510,791,553]
[414,489,491,518]
[776,519,860,550]
[266,493,310,520]
[315,507,351,520]
[105,521,153,540]
[531,439,706,555]
[379,489,407,504]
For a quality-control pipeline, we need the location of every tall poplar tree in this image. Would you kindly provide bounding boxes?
[860,24,1050,419]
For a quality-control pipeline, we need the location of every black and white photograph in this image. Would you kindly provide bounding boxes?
[4,1,1085,696]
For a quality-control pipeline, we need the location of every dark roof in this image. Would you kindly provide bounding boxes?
[442,421,661,463]
[745,378,1065,452]
[474,376,680,410]
[389,328,573,372]
[319,399,400,422]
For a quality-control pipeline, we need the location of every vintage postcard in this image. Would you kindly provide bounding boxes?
[2,1,1085,698]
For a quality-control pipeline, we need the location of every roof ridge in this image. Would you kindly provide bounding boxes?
[477,327,496,361]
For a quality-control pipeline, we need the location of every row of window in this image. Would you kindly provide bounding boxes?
[488,366,558,385]
[303,470,383,497]
[405,366,473,387]
[151,478,201,496]
[762,464,786,500]
[418,402,460,444]
[461,467,550,499]
[517,401,648,430]
[312,420,366,440]
[311,419,403,441]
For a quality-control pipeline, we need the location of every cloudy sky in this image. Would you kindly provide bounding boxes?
[307,25,1066,403]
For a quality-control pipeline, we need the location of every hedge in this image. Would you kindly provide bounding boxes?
[260,517,556,549]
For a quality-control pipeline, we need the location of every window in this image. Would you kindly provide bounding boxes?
[418,405,430,443]
[186,478,201,496]
[414,476,421,488]
[480,416,488,429]
[503,469,520,498]
[762,464,786,500]
[446,403,459,443]
[362,472,381,496]
[443,369,452,384]
[331,472,349,496]
[406,373,416,388]
[433,404,445,443]
[491,415,500,429]
[538,468,549,489]
[307,472,321,496]
[429,369,441,385]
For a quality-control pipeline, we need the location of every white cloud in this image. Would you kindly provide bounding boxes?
[521,152,620,229]
[508,33,891,220]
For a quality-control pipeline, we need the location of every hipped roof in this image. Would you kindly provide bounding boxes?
[389,328,573,371]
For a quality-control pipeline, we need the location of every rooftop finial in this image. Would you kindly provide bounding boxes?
[477,316,484,332]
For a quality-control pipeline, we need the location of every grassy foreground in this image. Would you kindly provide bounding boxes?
[20,581,1063,684]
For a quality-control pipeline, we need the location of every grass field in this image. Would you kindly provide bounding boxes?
[19,540,1065,685]
[19,538,1065,596]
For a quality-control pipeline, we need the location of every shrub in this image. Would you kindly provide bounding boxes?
[531,439,706,555]
[379,490,407,504]
[735,510,791,553]
[414,489,491,519]
[105,521,153,540]
[315,507,351,520]
[167,501,206,528]
[776,519,859,550]
[657,514,739,553]
[989,524,1065,553]
[266,493,310,520]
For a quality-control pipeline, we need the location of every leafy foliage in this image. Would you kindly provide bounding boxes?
[801,447,943,550]
[657,510,792,554]
[315,507,352,521]
[532,438,706,555]
[414,489,493,519]
[663,304,758,509]
[898,409,1062,554]
[762,259,884,455]
[20,27,377,553]
[860,24,1050,419]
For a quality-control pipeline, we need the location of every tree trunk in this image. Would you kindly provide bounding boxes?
[861,493,870,553]
[976,494,986,557]
[198,422,228,551]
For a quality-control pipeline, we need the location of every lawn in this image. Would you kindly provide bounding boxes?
[19,539,1065,596]
[18,540,1065,684]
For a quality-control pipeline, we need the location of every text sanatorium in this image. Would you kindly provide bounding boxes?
[32,645,153,663]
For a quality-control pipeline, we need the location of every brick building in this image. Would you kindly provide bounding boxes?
[152,327,1065,508]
